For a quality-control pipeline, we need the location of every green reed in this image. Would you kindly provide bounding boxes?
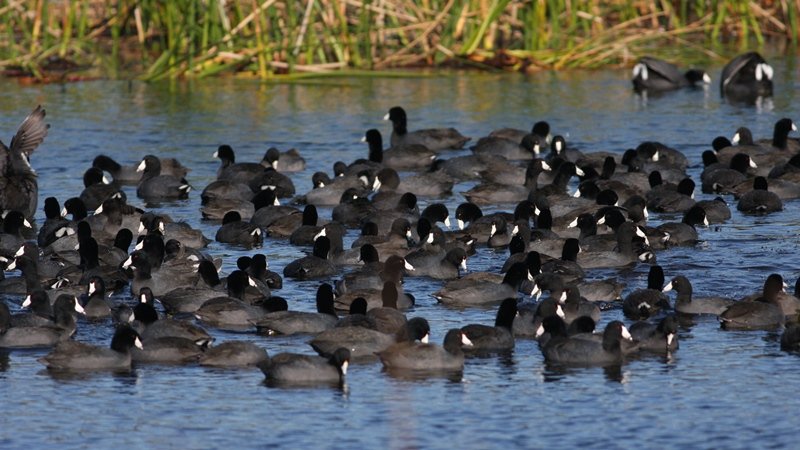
[0,0,796,81]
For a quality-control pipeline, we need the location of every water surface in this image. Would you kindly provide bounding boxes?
[1,62,799,449]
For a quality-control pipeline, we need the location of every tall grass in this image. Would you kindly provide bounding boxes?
[0,0,797,81]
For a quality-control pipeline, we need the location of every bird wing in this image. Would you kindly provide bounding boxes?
[9,105,49,156]
[640,57,682,83]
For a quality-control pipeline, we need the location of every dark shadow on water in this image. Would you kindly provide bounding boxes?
[0,351,9,372]
[760,329,783,349]
[722,93,774,109]
[379,367,464,383]
[262,378,350,395]
[542,362,627,383]
[676,313,697,331]
[40,367,140,384]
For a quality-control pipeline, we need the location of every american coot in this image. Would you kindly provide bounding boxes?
[359,219,413,256]
[136,155,192,200]
[254,283,339,336]
[455,203,514,240]
[93,154,188,185]
[139,213,210,249]
[129,295,208,365]
[283,236,337,280]
[82,276,112,320]
[310,316,428,363]
[366,282,408,335]
[132,288,213,345]
[487,216,517,248]
[548,135,585,163]
[541,319,634,366]
[0,210,33,254]
[245,254,282,290]
[158,260,225,314]
[123,251,195,297]
[736,177,783,214]
[0,255,43,295]
[405,247,466,280]
[337,254,411,298]
[0,294,80,348]
[193,271,276,330]
[213,144,268,182]
[384,106,470,151]
[578,222,653,270]
[79,167,124,211]
[696,197,732,224]
[472,133,541,160]
[377,329,472,372]
[198,341,269,367]
[488,120,551,145]
[540,238,585,283]
[38,325,143,371]
[288,205,322,246]
[763,117,800,152]
[743,273,800,316]
[432,262,529,306]
[261,347,350,386]
[662,275,735,315]
[215,211,263,247]
[513,297,565,338]
[200,180,254,220]
[629,315,679,354]
[701,153,756,194]
[623,265,671,320]
[720,51,774,101]
[631,56,710,92]
[131,337,204,365]
[461,298,517,354]
[264,147,306,172]
[720,274,787,330]
[387,167,462,201]
[656,205,708,246]
[37,197,70,247]
[16,289,54,324]
[0,105,49,218]
[247,168,295,199]
[362,128,436,170]
[561,285,601,324]
[646,177,696,213]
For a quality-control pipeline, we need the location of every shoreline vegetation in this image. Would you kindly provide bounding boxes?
[1,0,798,82]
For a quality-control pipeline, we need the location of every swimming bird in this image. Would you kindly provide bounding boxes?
[720,274,787,330]
[720,52,774,101]
[261,347,350,387]
[623,265,671,320]
[460,298,517,354]
[384,106,470,151]
[254,283,339,336]
[136,155,192,200]
[631,56,710,92]
[377,329,472,373]
[629,315,679,353]
[39,325,143,371]
[540,319,634,366]
[198,341,269,367]
[662,275,735,315]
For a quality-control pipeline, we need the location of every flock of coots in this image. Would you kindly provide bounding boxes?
[0,50,799,387]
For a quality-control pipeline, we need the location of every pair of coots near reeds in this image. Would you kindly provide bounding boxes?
[632,51,773,102]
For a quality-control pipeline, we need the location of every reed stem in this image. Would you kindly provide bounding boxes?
[0,0,795,80]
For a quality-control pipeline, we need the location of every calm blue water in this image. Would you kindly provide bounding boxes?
[1,58,800,449]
